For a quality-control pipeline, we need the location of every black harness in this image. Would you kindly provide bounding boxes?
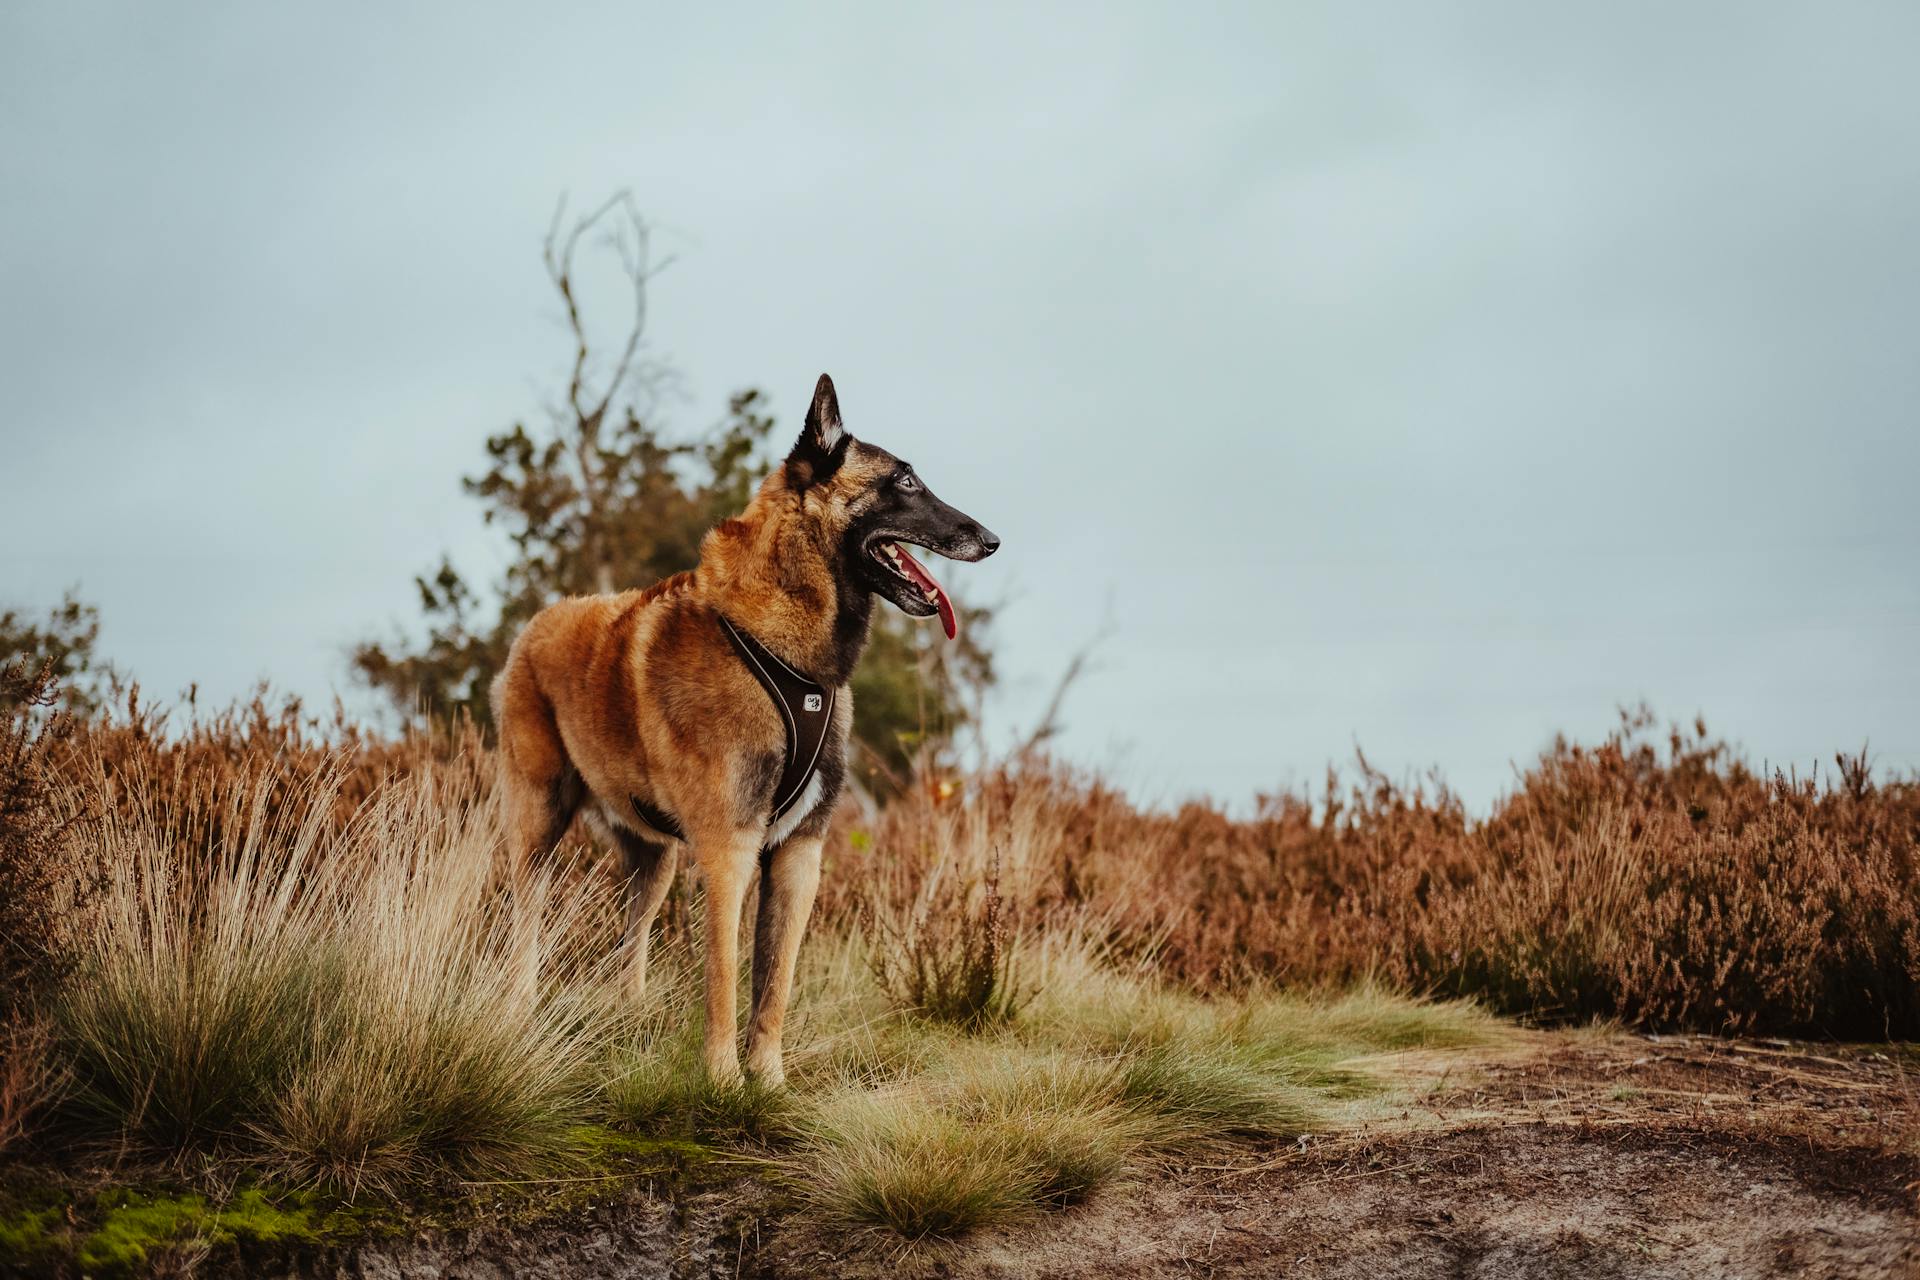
[629,615,836,842]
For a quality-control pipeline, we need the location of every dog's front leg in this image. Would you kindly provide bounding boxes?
[746,835,824,1086]
[695,828,762,1083]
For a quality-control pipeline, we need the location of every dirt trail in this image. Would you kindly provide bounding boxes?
[771,1032,1920,1279]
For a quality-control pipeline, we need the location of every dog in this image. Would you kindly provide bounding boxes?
[491,373,1000,1084]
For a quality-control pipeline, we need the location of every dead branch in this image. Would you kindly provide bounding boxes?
[1014,604,1116,760]
[540,191,678,593]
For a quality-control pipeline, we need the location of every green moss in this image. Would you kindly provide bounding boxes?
[204,1187,326,1246]
[77,1191,201,1275]
[570,1123,716,1167]
[0,1205,62,1268]
[1,1118,735,1275]
[60,1186,347,1277]
[6,1124,722,1276]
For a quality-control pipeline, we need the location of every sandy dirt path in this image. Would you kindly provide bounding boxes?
[766,1032,1919,1279]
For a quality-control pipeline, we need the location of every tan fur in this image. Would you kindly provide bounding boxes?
[492,449,889,1084]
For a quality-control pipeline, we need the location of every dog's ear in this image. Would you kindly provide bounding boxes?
[785,373,849,489]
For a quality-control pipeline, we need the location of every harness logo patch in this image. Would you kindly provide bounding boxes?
[803,693,823,712]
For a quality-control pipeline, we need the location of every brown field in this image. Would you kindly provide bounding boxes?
[30,684,1914,1038]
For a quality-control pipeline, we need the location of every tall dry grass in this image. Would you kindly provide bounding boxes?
[47,758,627,1192]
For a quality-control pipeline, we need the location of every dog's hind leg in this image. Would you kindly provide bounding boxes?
[745,834,824,1086]
[493,664,583,884]
[611,825,678,999]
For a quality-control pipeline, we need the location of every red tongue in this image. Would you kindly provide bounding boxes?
[889,543,957,640]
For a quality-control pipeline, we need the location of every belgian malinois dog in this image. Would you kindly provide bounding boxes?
[493,374,1000,1083]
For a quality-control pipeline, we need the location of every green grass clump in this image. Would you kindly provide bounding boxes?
[606,1035,796,1146]
[55,945,342,1152]
[929,1047,1152,1205]
[764,933,1507,1242]
[1250,986,1500,1054]
[1115,1043,1317,1138]
[802,1093,1041,1239]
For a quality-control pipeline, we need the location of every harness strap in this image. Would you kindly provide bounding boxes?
[629,616,836,839]
[717,615,836,821]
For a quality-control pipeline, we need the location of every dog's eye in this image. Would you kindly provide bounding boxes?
[896,471,921,493]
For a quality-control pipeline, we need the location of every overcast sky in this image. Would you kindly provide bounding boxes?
[3,2,1916,809]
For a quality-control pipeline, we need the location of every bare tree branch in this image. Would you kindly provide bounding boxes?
[593,200,677,427]
[1014,606,1117,760]
[539,190,676,594]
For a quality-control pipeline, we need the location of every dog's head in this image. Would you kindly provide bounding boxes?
[784,373,999,639]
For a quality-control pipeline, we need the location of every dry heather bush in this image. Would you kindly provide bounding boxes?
[0,662,90,1019]
[51,683,487,877]
[0,663,90,1153]
[828,711,1919,1039]
[0,1015,61,1157]
[1432,722,1920,1036]
[862,845,1027,1032]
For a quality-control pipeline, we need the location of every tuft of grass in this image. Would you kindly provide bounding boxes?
[995,1107,1136,1206]
[940,1059,1144,1205]
[801,1092,1041,1239]
[604,983,798,1148]
[49,765,625,1193]
[606,1043,796,1146]
[1263,986,1500,1053]
[930,1049,1150,1205]
[1114,1044,1316,1138]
